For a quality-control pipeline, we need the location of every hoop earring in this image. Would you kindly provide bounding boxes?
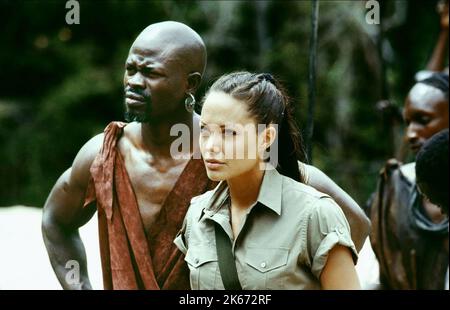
[185,93,196,113]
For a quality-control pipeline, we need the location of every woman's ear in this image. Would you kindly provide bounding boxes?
[259,124,277,151]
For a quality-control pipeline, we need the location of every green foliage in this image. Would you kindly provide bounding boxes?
[0,0,442,207]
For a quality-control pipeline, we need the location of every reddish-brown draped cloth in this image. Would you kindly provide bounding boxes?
[84,122,216,289]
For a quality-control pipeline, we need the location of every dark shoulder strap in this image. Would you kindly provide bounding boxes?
[215,223,242,290]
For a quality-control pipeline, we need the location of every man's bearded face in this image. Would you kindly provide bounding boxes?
[123,85,151,123]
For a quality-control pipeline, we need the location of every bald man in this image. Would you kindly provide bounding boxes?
[42,21,369,290]
[42,21,211,290]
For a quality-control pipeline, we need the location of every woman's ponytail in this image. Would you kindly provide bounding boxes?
[276,103,307,183]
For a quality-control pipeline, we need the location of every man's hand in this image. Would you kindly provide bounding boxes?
[438,1,449,31]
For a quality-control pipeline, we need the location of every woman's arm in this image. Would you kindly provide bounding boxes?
[302,163,371,252]
[320,245,361,290]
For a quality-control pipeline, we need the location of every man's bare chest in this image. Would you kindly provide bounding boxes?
[118,140,189,231]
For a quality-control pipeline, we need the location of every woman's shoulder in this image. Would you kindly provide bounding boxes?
[280,174,345,216]
[181,190,216,226]
[188,188,216,212]
[281,174,332,202]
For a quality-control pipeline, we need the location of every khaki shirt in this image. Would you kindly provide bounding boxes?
[174,168,358,290]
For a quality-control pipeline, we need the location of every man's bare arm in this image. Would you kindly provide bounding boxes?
[426,1,448,72]
[42,134,103,289]
[303,163,371,252]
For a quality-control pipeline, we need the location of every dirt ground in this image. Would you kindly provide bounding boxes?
[0,205,379,290]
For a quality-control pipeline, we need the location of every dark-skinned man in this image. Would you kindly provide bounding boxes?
[368,73,449,289]
[416,129,449,290]
[42,21,370,290]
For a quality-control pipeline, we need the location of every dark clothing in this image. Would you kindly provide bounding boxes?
[84,122,216,289]
[367,159,448,289]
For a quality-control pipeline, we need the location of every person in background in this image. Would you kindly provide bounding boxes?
[367,73,449,289]
[415,0,448,81]
[415,129,449,290]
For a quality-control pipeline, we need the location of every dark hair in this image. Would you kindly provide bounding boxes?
[415,129,449,213]
[418,72,449,99]
[202,71,306,183]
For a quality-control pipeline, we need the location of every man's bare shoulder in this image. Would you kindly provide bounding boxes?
[70,133,104,187]
[120,122,140,148]
[43,132,105,220]
[123,121,137,134]
[73,134,104,166]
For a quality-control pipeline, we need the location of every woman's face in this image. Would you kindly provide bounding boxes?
[199,91,266,181]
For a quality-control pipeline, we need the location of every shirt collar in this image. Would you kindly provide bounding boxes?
[203,166,283,216]
[257,167,283,215]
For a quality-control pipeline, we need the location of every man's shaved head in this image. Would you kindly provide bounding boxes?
[131,21,206,76]
[124,21,206,123]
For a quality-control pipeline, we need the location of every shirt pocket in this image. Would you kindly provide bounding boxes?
[244,247,290,289]
[185,246,220,290]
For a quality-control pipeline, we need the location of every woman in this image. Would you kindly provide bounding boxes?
[174,72,360,289]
